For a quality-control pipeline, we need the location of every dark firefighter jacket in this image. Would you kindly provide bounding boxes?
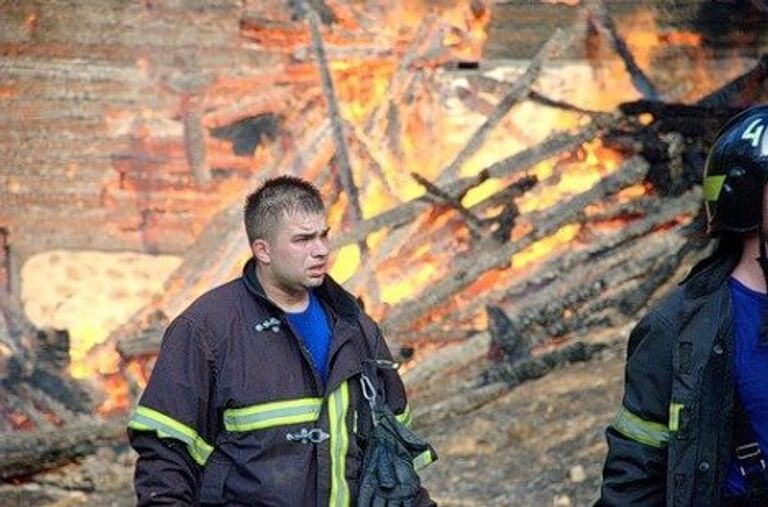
[597,243,743,507]
[127,258,435,506]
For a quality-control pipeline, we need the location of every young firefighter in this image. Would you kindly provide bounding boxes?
[128,176,435,506]
[597,104,768,507]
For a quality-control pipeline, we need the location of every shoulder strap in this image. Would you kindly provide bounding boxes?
[734,392,768,503]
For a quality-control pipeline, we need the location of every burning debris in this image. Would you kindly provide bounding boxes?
[0,292,127,481]
[2,0,768,504]
[110,0,768,419]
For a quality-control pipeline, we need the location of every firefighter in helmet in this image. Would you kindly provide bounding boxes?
[597,104,768,507]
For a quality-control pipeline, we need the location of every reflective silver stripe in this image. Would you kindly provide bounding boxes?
[413,449,435,471]
[704,175,726,201]
[395,404,413,428]
[128,406,214,465]
[611,406,670,448]
[328,381,350,507]
[669,403,684,432]
[224,398,323,432]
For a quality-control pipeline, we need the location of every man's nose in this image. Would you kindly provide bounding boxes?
[311,238,329,257]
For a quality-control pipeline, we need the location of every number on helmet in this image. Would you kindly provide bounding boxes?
[741,118,765,148]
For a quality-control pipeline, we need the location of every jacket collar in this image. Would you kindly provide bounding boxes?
[681,238,742,300]
[678,239,740,337]
[241,257,361,319]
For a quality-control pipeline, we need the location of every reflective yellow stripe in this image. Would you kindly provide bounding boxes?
[328,381,350,507]
[611,406,670,448]
[413,448,435,471]
[669,403,684,432]
[128,406,214,465]
[223,397,323,432]
[395,404,413,428]
[704,175,726,201]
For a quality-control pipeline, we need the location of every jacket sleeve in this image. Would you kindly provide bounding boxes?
[596,311,674,507]
[127,316,217,506]
[362,316,437,507]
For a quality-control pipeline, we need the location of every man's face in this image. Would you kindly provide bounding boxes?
[255,210,330,294]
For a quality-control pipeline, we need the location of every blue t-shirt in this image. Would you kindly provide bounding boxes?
[724,277,768,496]
[286,291,332,385]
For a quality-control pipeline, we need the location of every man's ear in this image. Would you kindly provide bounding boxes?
[252,239,271,264]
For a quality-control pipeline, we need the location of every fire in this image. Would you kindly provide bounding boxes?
[511,223,581,270]
[0,86,16,98]
[126,358,150,389]
[589,9,728,104]
[334,60,397,123]
[86,345,133,416]
[98,371,131,416]
[20,251,182,415]
[616,182,650,202]
[7,0,740,436]
[461,178,503,208]
[330,243,360,284]
[327,0,649,311]
[518,139,623,214]
[618,11,704,75]
[380,251,438,305]
[8,411,33,431]
[69,322,111,379]
[24,12,38,31]
[660,31,702,46]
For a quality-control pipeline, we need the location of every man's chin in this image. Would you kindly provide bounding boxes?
[304,275,326,287]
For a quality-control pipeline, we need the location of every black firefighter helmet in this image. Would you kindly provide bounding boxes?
[704,104,768,235]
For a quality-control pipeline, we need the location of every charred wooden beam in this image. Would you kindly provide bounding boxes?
[412,190,701,343]
[115,311,167,360]
[341,173,538,295]
[697,54,768,109]
[481,341,609,386]
[436,28,574,184]
[487,305,530,363]
[209,114,281,157]
[413,382,509,429]
[290,0,336,25]
[494,228,694,353]
[331,116,617,249]
[585,0,659,100]
[26,369,92,415]
[613,238,706,316]
[182,109,210,184]
[528,90,603,116]
[305,2,364,230]
[412,172,488,240]
[0,291,36,380]
[345,120,397,199]
[610,100,744,197]
[382,156,650,332]
[617,101,741,138]
[0,420,126,480]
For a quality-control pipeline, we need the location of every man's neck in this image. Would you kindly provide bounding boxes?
[255,267,310,313]
[732,233,768,294]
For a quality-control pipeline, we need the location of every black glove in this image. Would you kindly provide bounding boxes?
[357,405,436,507]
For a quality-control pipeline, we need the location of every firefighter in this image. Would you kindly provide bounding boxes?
[128,176,435,506]
[596,104,768,506]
